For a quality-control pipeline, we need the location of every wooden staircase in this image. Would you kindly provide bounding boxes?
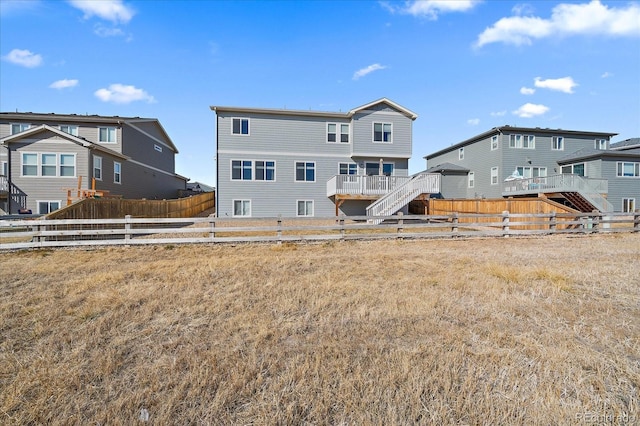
[561,192,597,212]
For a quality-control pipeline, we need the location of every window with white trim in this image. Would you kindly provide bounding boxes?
[21,152,75,177]
[1,160,7,176]
[232,118,249,135]
[561,163,585,176]
[93,155,102,180]
[552,136,564,151]
[509,134,535,149]
[114,161,121,184]
[297,200,314,217]
[595,139,607,150]
[233,200,251,217]
[154,144,163,152]
[11,123,30,134]
[60,125,78,136]
[340,124,349,143]
[295,161,315,182]
[468,171,474,188]
[22,153,37,176]
[37,200,60,214]
[458,147,464,160]
[231,160,275,181]
[622,198,636,213]
[491,167,499,185]
[339,163,357,175]
[617,162,640,177]
[516,166,547,179]
[491,135,498,151]
[327,123,337,143]
[373,122,392,143]
[99,127,116,143]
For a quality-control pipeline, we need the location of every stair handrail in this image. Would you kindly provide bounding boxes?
[366,173,440,218]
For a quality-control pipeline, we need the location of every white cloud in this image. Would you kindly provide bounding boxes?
[352,63,387,80]
[512,103,549,118]
[490,110,507,117]
[382,0,481,19]
[2,48,43,67]
[94,84,156,104]
[49,79,79,89]
[467,118,480,126]
[512,3,535,16]
[520,86,535,95]
[534,76,577,93]
[601,71,613,78]
[475,0,640,47]
[68,0,135,24]
[94,24,125,37]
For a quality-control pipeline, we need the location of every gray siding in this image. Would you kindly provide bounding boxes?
[9,133,90,212]
[122,124,175,172]
[599,157,640,212]
[216,104,415,217]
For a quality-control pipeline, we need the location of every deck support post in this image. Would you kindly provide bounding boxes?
[592,210,600,233]
[634,210,640,232]
[277,214,282,243]
[549,211,557,234]
[452,212,458,234]
[124,215,132,242]
[208,214,216,240]
[397,212,404,239]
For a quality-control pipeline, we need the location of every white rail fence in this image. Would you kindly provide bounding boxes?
[1,211,638,250]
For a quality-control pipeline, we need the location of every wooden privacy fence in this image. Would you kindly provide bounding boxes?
[1,211,638,250]
[46,192,215,219]
[411,197,578,217]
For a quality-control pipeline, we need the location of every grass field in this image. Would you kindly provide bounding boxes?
[1,234,639,424]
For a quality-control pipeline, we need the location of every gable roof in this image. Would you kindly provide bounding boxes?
[424,162,470,173]
[0,112,178,153]
[211,98,417,120]
[610,137,640,150]
[425,126,618,159]
[0,124,129,160]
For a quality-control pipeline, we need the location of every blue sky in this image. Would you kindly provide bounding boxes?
[1,0,639,185]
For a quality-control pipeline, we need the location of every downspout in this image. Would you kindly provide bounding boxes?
[215,112,219,217]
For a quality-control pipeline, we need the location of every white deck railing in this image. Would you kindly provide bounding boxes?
[366,173,440,220]
[0,175,7,194]
[503,174,613,212]
[326,175,412,197]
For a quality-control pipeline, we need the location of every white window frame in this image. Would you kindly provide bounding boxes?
[21,152,38,177]
[468,171,475,188]
[41,153,58,177]
[365,161,395,176]
[255,160,276,181]
[622,198,636,213]
[523,135,535,149]
[59,153,76,177]
[114,161,122,184]
[490,167,499,185]
[339,163,357,175]
[595,139,607,150]
[37,200,61,215]
[296,200,314,217]
[339,124,350,143]
[616,162,640,178]
[11,123,30,135]
[561,163,586,176]
[1,160,7,176]
[154,144,163,153]
[458,147,464,160]
[552,136,564,151]
[327,123,337,143]
[60,125,79,136]
[373,122,392,143]
[232,199,251,217]
[231,118,249,135]
[231,160,275,181]
[516,166,547,179]
[509,134,522,148]
[295,161,315,182]
[98,127,117,143]
[93,155,103,181]
[491,135,498,151]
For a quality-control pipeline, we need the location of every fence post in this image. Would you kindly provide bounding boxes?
[208,214,216,240]
[549,211,556,234]
[452,212,458,234]
[502,210,510,237]
[277,214,282,244]
[339,215,345,240]
[397,212,404,239]
[591,210,600,233]
[634,210,640,232]
[125,215,132,241]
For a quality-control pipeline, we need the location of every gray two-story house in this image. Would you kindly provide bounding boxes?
[0,112,187,214]
[212,98,438,217]
[424,126,639,213]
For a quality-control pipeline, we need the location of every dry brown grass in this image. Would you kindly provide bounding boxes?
[1,234,639,424]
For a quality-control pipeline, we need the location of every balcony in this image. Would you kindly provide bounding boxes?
[327,175,412,198]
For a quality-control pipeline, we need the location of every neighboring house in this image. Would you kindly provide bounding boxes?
[423,126,637,212]
[557,139,640,213]
[0,112,187,214]
[211,98,437,217]
[186,181,215,193]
